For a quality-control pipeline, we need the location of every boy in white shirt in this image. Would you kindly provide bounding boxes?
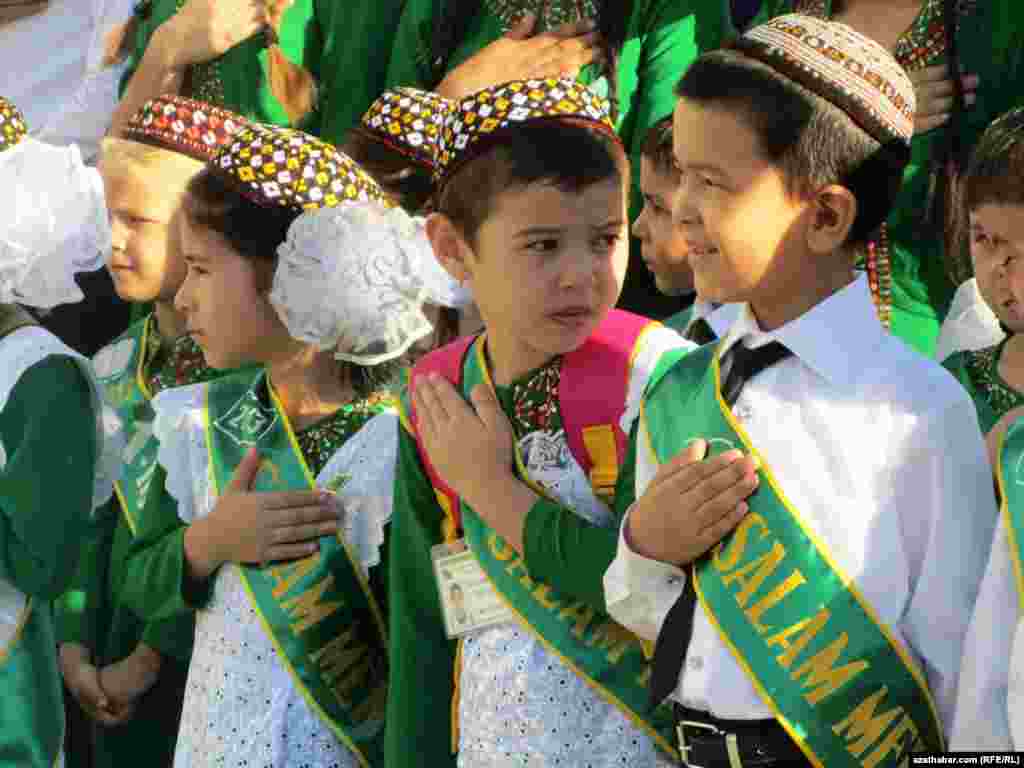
[604,15,998,767]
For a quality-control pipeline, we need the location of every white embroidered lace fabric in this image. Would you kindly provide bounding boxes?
[270,203,469,367]
[318,411,399,575]
[152,386,397,767]
[0,326,122,512]
[456,330,685,767]
[0,138,110,308]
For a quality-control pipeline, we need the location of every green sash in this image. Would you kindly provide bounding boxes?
[0,598,64,767]
[997,416,1024,612]
[95,316,157,533]
[456,338,680,761]
[203,371,387,767]
[641,344,943,767]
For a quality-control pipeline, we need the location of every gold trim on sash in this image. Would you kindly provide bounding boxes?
[996,428,1024,611]
[472,338,679,759]
[639,345,944,762]
[265,379,388,644]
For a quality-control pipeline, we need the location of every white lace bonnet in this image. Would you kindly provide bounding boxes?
[206,121,470,365]
[0,96,111,309]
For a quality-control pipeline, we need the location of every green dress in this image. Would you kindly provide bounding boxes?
[53,315,228,768]
[125,0,406,145]
[386,354,643,768]
[755,0,1024,357]
[383,0,728,319]
[943,338,1024,435]
[1,347,98,767]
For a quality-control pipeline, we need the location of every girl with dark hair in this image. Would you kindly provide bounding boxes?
[754,0,1024,357]
[952,107,1024,750]
[384,0,729,320]
[118,123,464,767]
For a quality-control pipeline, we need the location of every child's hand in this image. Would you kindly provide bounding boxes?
[910,64,978,135]
[626,440,759,566]
[184,447,338,579]
[97,644,163,725]
[413,375,515,510]
[60,643,116,724]
[156,0,267,70]
[436,13,601,100]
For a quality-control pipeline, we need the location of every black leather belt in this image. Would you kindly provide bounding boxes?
[673,704,811,767]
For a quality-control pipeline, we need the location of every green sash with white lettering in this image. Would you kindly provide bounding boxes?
[456,339,680,761]
[642,344,943,767]
[94,316,156,533]
[997,416,1024,612]
[204,371,388,768]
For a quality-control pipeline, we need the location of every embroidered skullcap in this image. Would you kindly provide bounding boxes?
[437,77,618,186]
[121,95,250,162]
[736,14,915,145]
[210,122,395,211]
[0,97,27,153]
[357,87,453,171]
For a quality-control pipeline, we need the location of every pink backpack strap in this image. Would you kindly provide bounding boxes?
[559,309,656,500]
[408,335,476,541]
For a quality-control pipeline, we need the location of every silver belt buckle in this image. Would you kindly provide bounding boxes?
[676,720,743,768]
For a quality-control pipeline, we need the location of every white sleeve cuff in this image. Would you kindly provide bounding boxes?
[603,504,687,643]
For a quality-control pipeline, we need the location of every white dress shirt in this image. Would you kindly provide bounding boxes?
[604,275,998,736]
[688,299,741,339]
[951,516,1022,749]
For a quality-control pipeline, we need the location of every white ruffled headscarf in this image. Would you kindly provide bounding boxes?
[0,136,110,308]
[269,201,471,366]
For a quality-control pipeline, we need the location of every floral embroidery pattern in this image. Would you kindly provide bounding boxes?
[509,358,562,436]
[966,342,1024,424]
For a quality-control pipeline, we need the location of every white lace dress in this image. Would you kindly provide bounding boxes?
[455,324,686,767]
[151,383,397,768]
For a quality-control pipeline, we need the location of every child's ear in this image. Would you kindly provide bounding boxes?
[807,184,857,256]
[426,213,474,283]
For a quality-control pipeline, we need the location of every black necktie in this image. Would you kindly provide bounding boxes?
[684,316,717,346]
[647,339,792,710]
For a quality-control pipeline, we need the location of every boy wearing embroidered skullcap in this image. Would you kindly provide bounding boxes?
[53,94,252,768]
[386,78,689,767]
[603,15,998,766]
[120,121,462,767]
[635,115,740,342]
[950,106,1024,749]
[0,95,124,768]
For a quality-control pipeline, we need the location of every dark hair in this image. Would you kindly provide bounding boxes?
[436,119,627,244]
[183,170,402,396]
[675,48,908,249]
[640,115,676,176]
[950,108,1024,269]
[934,0,968,284]
[341,129,436,214]
[429,0,630,120]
